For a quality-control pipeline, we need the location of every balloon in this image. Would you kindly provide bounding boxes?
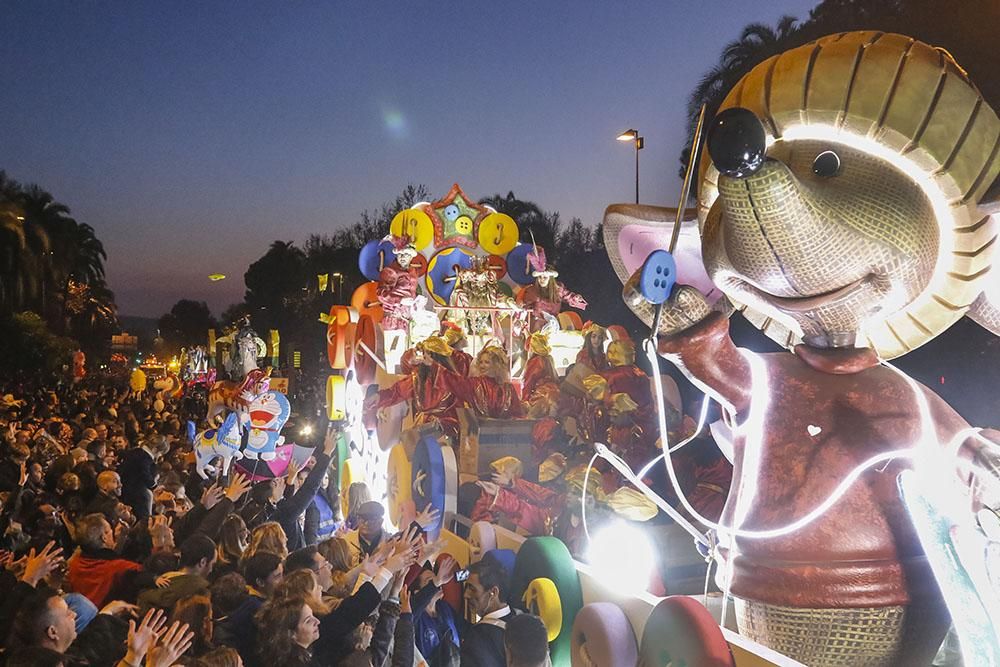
[243,391,291,461]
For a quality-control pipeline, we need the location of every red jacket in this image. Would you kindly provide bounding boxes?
[67,548,142,607]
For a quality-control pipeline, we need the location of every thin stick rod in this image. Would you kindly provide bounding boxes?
[669,104,707,253]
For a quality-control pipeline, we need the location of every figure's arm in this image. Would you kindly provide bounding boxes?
[558,283,588,309]
[622,268,751,414]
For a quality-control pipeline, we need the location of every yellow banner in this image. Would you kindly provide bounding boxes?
[318,273,329,292]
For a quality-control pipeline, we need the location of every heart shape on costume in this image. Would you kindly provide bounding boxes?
[807,424,822,437]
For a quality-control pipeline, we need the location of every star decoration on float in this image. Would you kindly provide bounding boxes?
[428,183,487,249]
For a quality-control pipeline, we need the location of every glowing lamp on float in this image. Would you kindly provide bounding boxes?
[586,521,655,595]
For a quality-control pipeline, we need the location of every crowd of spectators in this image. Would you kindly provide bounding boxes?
[0,376,553,666]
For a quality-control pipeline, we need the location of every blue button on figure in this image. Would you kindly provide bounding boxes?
[638,250,676,304]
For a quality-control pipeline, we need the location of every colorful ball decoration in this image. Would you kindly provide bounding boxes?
[389,208,434,251]
[507,243,539,285]
[350,282,383,323]
[426,247,476,305]
[511,537,584,666]
[639,596,734,667]
[358,239,397,281]
[570,603,639,667]
[477,212,519,255]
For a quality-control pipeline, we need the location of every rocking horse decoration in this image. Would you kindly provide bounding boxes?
[206,367,272,425]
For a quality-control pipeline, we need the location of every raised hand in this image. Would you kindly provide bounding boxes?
[200,483,224,510]
[21,541,64,587]
[415,505,440,529]
[476,480,499,497]
[385,544,418,574]
[147,621,194,667]
[148,515,174,551]
[285,459,302,487]
[359,553,383,578]
[434,556,457,587]
[399,582,412,614]
[323,424,338,456]
[100,600,138,617]
[124,608,167,665]
[224,472,252,502]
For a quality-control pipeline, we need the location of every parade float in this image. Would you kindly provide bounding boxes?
[313,32,1000,667]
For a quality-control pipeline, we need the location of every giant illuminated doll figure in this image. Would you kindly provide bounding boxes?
[518,248,587,331]
[377,236,421,331]
[605,33,1000,666]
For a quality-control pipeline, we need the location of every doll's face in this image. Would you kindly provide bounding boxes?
[536,274,552,288]
[704,137,939,346]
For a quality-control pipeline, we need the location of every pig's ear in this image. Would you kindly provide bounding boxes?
[602,203,720,300]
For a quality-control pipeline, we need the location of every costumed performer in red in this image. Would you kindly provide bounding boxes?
[521,332,559,401]
[363,335,466,443]
[429,345,524,419]
[517,248,587,332]
[471,456,564,537]
[376,236,420,331]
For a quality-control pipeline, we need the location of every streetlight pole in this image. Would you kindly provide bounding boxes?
[617,129,644,203]
[331,272,344,302]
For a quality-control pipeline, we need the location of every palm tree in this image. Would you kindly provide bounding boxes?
[680,16,802,176]
[479,191,562,256]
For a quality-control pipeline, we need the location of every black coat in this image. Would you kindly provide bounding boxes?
[118,448,155,521]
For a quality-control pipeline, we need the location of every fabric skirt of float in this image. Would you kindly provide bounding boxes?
[734,597,950,667]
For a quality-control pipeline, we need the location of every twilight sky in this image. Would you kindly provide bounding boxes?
[1,1,818,317]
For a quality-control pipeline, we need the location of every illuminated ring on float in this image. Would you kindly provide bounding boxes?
[511,537,583,665]
[353,315,380,386]
[639,596,734,667]
[558,312,583,331]
[426,247,476,305]
[411,434,457,539]
[468,521,497,564]
[483,548,516,579]
[477,212,519,255]
[506,244,539,285]
[386,443,412,527]
[325,306,357,370]
[351,282,384,324]
[389,208,434,251]
[358,239,397,281]
[522,577,562,642]
[325,375,346,421]
[570,602,639,667]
